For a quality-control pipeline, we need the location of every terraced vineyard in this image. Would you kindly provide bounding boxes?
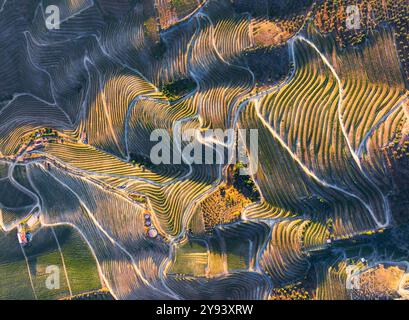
[0,0,408,300]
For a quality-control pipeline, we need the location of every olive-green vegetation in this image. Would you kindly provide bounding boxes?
[55,226,102,295]
[161,78,196,100]
[170,240,208,276]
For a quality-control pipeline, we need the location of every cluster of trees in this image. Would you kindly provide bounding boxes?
[233,0,313,19]
[170,0,197,16]
[383,119,409,161]
[161,78,196,100]
[129,194,146,203]
[270,284,312,300]
[231,163,260,202]
[244,45,290,85]
[314,0,374,47]
[390,1,409,85]
[129,152,157,169]
[314,0,409,51]
[201,185,251,231]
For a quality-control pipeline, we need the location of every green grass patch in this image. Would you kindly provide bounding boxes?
[0,231,36,299]
[225,238,249,271]
[0,226,102,300]
[55,226,102,295]
[0,261,36,300]
[171,240,208,276]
